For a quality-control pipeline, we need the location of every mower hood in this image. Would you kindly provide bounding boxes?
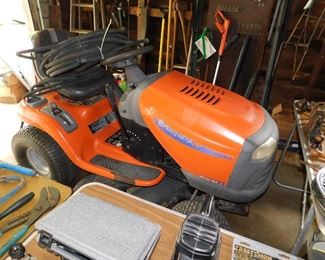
[119,70,278,202]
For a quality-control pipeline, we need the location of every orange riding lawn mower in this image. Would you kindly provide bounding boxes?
[13,28,278,226]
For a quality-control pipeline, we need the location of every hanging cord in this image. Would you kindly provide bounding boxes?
[100,19,113,59]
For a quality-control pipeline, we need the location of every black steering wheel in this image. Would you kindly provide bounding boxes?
[100,45,154,66]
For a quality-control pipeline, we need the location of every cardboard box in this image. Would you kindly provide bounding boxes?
[0,73,27,104]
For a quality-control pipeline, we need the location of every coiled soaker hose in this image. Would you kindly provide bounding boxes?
[16,28,149,98]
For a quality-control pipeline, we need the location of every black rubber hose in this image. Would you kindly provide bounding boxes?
[101,45,154,65]
[16,45,58,60]
[18,29,152,98]
[40,39,147,77]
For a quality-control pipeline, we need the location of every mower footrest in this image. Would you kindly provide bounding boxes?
[90,155,161,181]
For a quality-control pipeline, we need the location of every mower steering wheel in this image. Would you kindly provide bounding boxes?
[101,45,154,66]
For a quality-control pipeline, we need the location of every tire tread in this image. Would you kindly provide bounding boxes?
[172,196,231,230]
[12,126,81,186]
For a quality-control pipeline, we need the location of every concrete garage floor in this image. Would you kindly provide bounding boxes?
[225,163,305,253]
[0,102,306,254]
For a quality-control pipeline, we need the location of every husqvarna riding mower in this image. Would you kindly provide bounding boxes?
[13,29,278,216]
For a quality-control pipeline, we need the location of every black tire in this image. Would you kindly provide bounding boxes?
[12,126,83,186]
[172,196,231,230]
[73,174,131,192]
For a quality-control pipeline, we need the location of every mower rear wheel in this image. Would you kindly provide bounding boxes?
[172,196,231,230]
[12,126,83,186]
[73,174,131,192]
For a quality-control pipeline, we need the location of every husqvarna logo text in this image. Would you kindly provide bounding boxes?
[155,118,232,160]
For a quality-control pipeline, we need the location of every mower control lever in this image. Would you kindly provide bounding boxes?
[50,103,72,127]
[42,103,77,133]
[50,103,62,115]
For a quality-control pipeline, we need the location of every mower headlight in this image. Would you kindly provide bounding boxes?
[252,137,277,160]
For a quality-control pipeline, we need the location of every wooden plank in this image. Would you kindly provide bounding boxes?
[28,0,42,31]
[72,3,94,8]
[129,6,192,20]
[26,237,60,259]
[70,29,92,34]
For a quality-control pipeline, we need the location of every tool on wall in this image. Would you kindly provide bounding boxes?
[117,1,124,27]
[205,1,277,96]
[0,187,60,257]
[193,27,216,80]
[108,0,130,33]
[0,192,35,221]
[188,0,205,76]
[212,10,230,85]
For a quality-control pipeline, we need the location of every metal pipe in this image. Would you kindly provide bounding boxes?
[212,57,221,85]
[267,0,282,44]
[272,119,308,193]
[244,70,265,99]
[301,175,309,228]
[291,204,315,255]
[261,0,290,108]
[229,35,250,91]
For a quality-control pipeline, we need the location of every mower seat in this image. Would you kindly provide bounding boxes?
[32,29,72,80]
[58,72,115,101]
[31,29,115,102]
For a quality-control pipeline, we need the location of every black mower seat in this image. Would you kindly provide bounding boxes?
[58,72,115,101]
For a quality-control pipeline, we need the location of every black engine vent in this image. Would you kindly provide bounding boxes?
[180,79,225,106]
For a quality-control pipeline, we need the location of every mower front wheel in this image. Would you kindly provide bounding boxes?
[172,196,231,230]
[12,126,83,186]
